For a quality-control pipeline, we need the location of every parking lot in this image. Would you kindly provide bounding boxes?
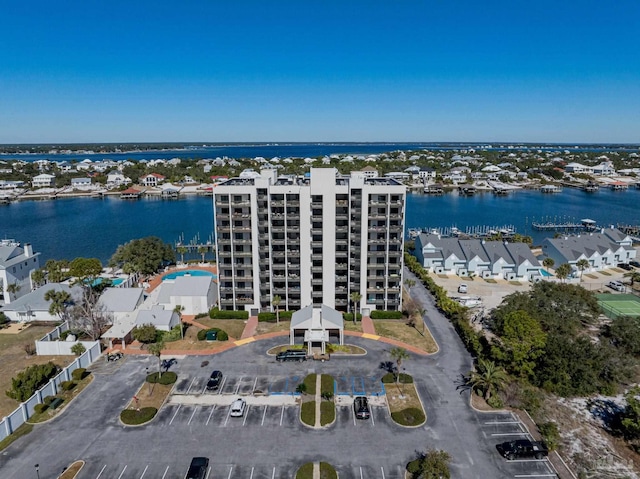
[79,461,408,479]
[480,412,558,478]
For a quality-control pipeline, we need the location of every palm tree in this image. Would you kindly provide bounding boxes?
[630,272,640,291]
[5,282,21,301]
[389,347,410,388]
[31,269,46,289]
[177,246,187,264]
[173,304,185,339]
[542,257,555,273]
[272,295,281,324]
[404,279,416,295]
[467,359,507,400]
[414,307,427,335]
[555,263,572,283]
[148,340,165,381]
[198,246,208,263]
[349,292,362,323]
[44,289,72,321]
[576,259,590,281]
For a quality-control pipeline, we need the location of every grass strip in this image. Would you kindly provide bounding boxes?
[300,400,315,426]
[0,423,33,452]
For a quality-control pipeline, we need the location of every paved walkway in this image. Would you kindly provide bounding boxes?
[360,315,376,334]
[313,462,320,479]
[314,374,321,428]
[240,316,259,339]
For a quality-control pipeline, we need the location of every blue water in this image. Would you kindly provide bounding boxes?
[162,270,217,281]
[540,269,554,277]
[1,188,639,262]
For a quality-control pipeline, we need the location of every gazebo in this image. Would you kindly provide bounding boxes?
[289,304,344,354]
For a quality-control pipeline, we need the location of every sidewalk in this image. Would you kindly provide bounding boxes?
[360,316,376,335]
[240,316,259,339]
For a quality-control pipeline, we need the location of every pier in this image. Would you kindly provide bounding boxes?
[412,224,517,239]
[530,217,598,232]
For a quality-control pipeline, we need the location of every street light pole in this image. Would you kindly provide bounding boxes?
[35,464,40,479]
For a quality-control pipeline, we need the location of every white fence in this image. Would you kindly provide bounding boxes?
[35,322,100,356]
[0,342,101,442]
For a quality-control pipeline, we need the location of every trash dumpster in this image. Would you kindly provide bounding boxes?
[205,330,218,341]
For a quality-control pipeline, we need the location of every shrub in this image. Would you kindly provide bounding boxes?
[391,407,426,426]
[23,343,36,356]
[296,383,307,394]
[163,324,185,342]
[209,309,249,320]
[59,331,70,341]
[370,310,403,319]
[131,323,158,344]
[61,381,76,391]
[539,422,560,451]
[342,313,362,322]
[146,371,177,385]
[70,343,86,356]
[382,372,413,384]
[33,403,48,414]
[71,368,87,381]
[120,407,158,425]
[487,395,504,409]
[194,312,208,319]
[43,395,56,406]
[216,330,228,341]
[6,362,60,402]
[258,311,293,322]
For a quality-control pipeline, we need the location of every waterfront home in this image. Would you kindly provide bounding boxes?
[98,287,145,322]
[564,162,591,174]
[0,180,25,189]
[418,167,436,180]
[71,177,92,187]
[31,173,56,188]
[358,166,379,178]
[106,171,130,187]
[414,234,542,280]
[2,283,82,322]
[541,228,636,271]
[156,275,217,316]
[0,240,41,305]
[140,173,165,187]
[593,161,616,176]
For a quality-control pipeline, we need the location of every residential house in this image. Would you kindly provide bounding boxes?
[418,167,436,180]
[32,174,56,188]
[135,305,180,332]
[0,240,41,305]
[140,173,165,187]
[106,171,130,187]
[70,177,92,188]
[358,166,379,178]
[2,283,82,322]
[156,275,217,316]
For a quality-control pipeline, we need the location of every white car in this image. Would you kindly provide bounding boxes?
[229,398,247,417]
[607,281,625,292]
[458,283,468,294]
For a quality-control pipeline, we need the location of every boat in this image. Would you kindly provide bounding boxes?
[582,182,599,192]
[459,186,476,196]
[540,185,562,194]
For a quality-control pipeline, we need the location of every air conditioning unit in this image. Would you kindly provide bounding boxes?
[435,267,444,274]
[504,272,516,281]
[458,269,468,277]
[481,270,492,279]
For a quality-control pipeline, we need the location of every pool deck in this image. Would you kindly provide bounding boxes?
[146,264,218,293]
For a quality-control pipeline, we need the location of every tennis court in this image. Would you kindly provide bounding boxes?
[596,294,640,319]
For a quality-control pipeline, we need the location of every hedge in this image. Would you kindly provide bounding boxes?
[257,311,293,322]
[209,309,249,319]
[33,403,48,414]
[43,395,56,406]
[196,328,228,341]
[120,407,158,425]
[146,371,178,384]
[391,407,426,426]
[342,313,362,322]
[382,372,413,384]
[370,310,403,319]
[61,381,76,391]
[71,368,87,381]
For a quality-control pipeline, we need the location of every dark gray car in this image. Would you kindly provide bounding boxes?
[206,370,223,391]
[185,457,209,479]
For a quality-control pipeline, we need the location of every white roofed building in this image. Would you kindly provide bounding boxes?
[289,304,344,354]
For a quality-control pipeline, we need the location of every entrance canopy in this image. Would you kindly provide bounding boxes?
[290,304,344,354]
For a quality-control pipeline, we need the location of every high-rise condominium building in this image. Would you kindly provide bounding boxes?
[212,167,406,315]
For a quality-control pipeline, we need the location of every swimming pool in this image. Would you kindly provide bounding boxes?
[162,269,217,281]
[90,277,125,287]
[539,269,554,277]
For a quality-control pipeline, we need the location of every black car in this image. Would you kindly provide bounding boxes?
[630,261,640,268]
[353,396,370,420]
[185,457,209,479]
[275,350,307,362]
[618,262,633,271]
[206,370,223,391]
[497,440,548,460]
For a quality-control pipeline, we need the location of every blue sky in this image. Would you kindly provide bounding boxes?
[1,1,639,143]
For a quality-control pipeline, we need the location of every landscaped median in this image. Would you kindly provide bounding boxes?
[296,462,338,479]
[120,371,177,426]
[383,372,426,427]
[299,374,335,428]
[27,368,93,425]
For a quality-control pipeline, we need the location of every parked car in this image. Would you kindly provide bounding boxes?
[497,440,548,460]
[629,261,640,268]
[185,457,209,479]
[206,370,223,391]
[458,283,468,294]
[230,398,247,417]
[618,263,633,271]
[353,396,370,420]
[276,349,307,362]
[607,280,625,292]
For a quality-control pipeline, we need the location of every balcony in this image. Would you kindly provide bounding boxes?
[236,297,254,304]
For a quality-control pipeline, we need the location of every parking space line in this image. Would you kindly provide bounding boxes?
[352,404,356,426]
[359,466,364,479]
[243,406,250,426]
[206,405,216,425]
[117,465,127,479]
[218,376,227,394]
[169,404,182,425]
[139,465,149,478]
[161,466,170,479]
[380,466,385,479]
[485,421,520,425]
[205,467,212,479]
[371,407,375,426]
[235,376,244,394]
[280,405,285,426]
[226,466,233,479]
[513,474,557,478]
[249,466,254,479]
[185,377,197,394]
[95,465,107,479]
[271,467,276,479]
[252,376,258,393]
[224,405,232,426]
[188,406,198,425]
[491,432,528,436]
[261,405,267,426]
